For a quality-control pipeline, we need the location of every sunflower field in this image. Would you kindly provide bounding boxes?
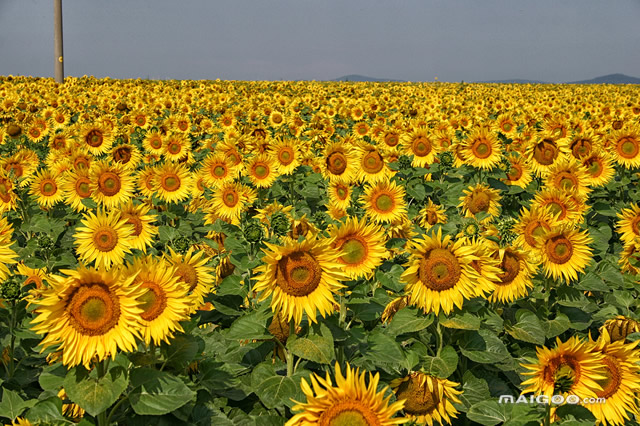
[1,76,640,425]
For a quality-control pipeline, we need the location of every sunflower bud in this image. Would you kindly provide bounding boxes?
[270,212,290,236]
[460,219,480,240]
[172,236,192,254]
[37,234,55,251]
[1,276,22,302]
[496,217,517,247]
[437,151,454,168]
[243,221,264,243]
[397,155,413,171]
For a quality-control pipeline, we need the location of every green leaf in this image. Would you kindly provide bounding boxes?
[458,371,491,410]
[576,272,610,292]
[254,375,297,409]
[589,225,612,255]
[39,364,67,392]
[460,329,509,364]
[227,308,273,340]
[0,388,35,420]
[542,313,571,338]
[440,311,481,330]
[129,368,196,415]
[384,308,433,337]
[592,202,616,217]
[161,334,201,369]
[554,403,596,424]
[364,332,405,369]
[63,363,129,417]
[158,225,177,242]
[506,309,546,345]
[423,345,458,378]
[26,397,70,425]
[466,400,510,426]
[287,323,334,364]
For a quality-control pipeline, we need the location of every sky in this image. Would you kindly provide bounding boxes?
[1,0,639,83]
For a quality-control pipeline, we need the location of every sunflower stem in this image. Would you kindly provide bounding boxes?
[543,402,551,426]
[7,300,18,379]
[286,321,296,377]
[105,395,128,425]
[436,317,443,358]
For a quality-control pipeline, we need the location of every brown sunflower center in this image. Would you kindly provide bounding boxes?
[338,237,369,266]
[137,281,167,322]
[571,139,592,158]
[85,129,104,147]
[544,355,581,392]
[149,136,163,150]
[425,209,438,225]
[318,401,379,426]
[546,201,566,220]
[336,185,349,200]
[533,139,558,165]
[67,283,120,336]
[97,172,122,196]
[74,156,90,171]
[40,179,58,197]
[276,251,322,297]
[122,213,143,236]
[326,151,348,175]
[373,193,394,213]
[92,226,119,252]
[546,235,573,264]
[471,137,491,159]
[498,250,521,285]
[384,132,399,147]
[595,356,622,400]
[253,163,269,179]
[617,136,639,159]
[468,191,491,214]
[412,137,432,157]
[177,120,189,131]
[0,178,12,202]
[113,146,132,164]
[584,157,603,177]
[222,189,239,207]
[5,162,23,178]
[419,248,461,291]
[395,375,440,415]
[524,220,550,248]
[362,151,384,174]
[161,174,181,192]
[507,164,523,181]
[278,147,294,165]
[555,172,578,190]
[167,142,182,155]
[174,263,198,292]
[73,177,91,198]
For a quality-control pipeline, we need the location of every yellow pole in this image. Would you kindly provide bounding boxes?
[54,0,64,83]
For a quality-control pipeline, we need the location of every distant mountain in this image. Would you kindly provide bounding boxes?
[565,73,640,84]
[332,74,405,82]
[477,79,549,84]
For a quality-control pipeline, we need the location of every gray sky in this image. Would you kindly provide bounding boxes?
[1,0,639,82]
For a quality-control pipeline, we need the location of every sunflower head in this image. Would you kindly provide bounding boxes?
[391,372,462,425]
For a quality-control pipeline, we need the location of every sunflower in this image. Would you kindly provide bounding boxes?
[526,132,569,176]
[136,166,157,198]
[616,203,640,246]
[400,127,438,168]
[321,140,358,184]
[328,216,387,280]
[581,151,615,187]
[153,162,192,204]
[544,158,591,197]
[126,256,190,346]
[269,137,300,175]
[253,237,347,326]
[360,180,407,224]
[521,336,607,400]
[503,153,533,188]
[568,129,602,160]
[488,246,537,303]
[327,181,353,211]
[30,265,144,368]
[74,209,134,271]
[1,149,38,187]
[514,209,556,256]
[163,132,192,163]
[609,125,640,169]
[200,152,239,189]
[119,200,158,253]
[110,143,142,171]
[391,372,462,426]
[531,188,582,226]
[165,247,215,314]
[89,160,135,209]
[619,239,640,275]
[401,228,489,315]
[600,316,640,343]
[0,170,18,213]
[289,214,319,240]
[61,169,92,212]
[0,241,18,283]
[246,154,278,188]
[536,225,593,282]
[142,129,165,156]
[461,126,502,170]
[287,362,405,426]
[418,199,447,229]
[583,330,640,425]
[209,182,248,225]
[30,168,64,209]
[458,183,501,224]
[355,144,392,184]
[80,123,114,156]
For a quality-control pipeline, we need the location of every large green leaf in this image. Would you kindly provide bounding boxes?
[63,364,129,417]
[254,375,297,409]
[0,389,36,420]
[506,309,546,345]
[458,370,491,411]
[460,329,509,364]
[129,368,196,415]
[542,312,571,338]
[466,400,510,426]
[287,323,334,364]
[423,345,458,378]
[227,308,273,340]
[440,311,481,330]
[384,308,433,336]
[26,397,71,425]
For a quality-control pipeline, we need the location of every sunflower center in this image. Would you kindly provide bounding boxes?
[93,227,118,252]
[374,193,394,213]
[253,163,269,179]
[122,213,143,236]
[502,122,513,132]
[67,283,120,336]
[555,172,577,190]
[74,157,90,171]
[223,190,239,207]
[546,201,566,219]
[544,356,580,393]
[339,237,368,266]
[533,140,558,165]
[150,137,163,150]
[86,129,103,147]
[178,120,189,131]
[168,142,181,155]
[362,151,384,173]
[76,178,92,198]
[498,250,521,285]
[212,164,227,177]
[6,162,23,177]
[468,192,490,214]
[384,133,399,147]
[175,263,198,292]
[571,139,592,158]
[276,251,322,297]
[137,281,167,322]
[546,235,573,264]
[412,137,432,157]
[419,248,461,291]
[326,152,348,175]
[279,148,294,165]
[0,179,11,202]
[585,158,603,177]
[98,172,122,196]
[336,185,349,200]
[425,210,438,225]
[618,137,639,158]
[113,146,132,163]
[471,138,491,159]
[507,164,522,180]
[524,221,549,247]
[318,401,379,426]
[161,174,180,192]
[41,179,57,196]
[595,356,622,400]
[396,376,439,415]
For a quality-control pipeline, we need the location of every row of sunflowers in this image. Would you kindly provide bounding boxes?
[0,75,640,425]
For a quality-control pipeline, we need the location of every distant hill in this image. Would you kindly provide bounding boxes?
[477,79,549,84]
[565,73,640,84]
[332,74,405,82]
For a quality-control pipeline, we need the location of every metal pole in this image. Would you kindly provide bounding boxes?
[54,0,64,83]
